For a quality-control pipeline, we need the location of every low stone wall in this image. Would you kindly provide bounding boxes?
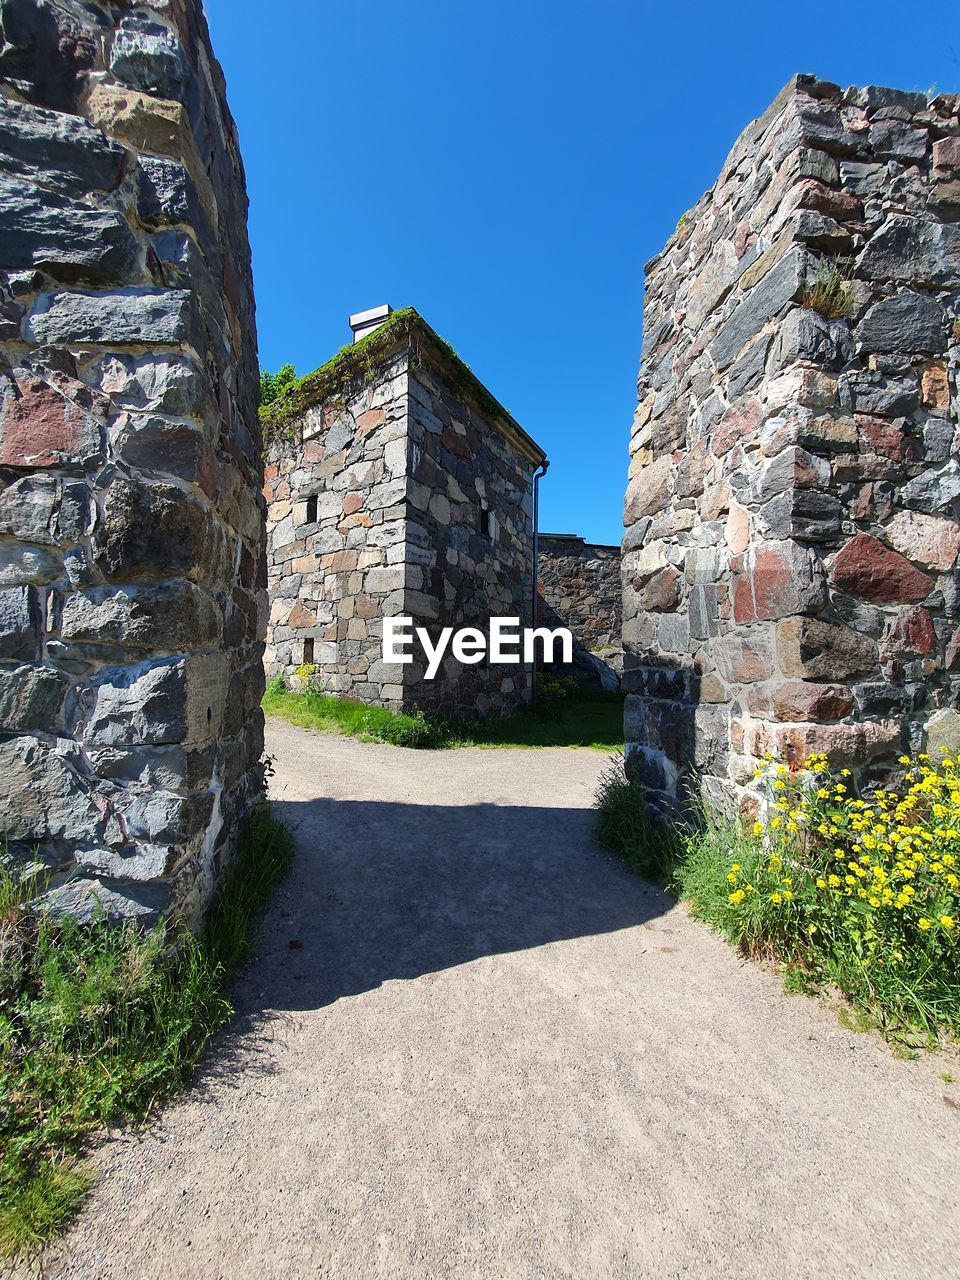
[623,76,960,813]
[538,534,622,669]
[0,0,263,922]
[263,311,545,716]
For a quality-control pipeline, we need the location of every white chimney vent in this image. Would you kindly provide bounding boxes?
[349,304,393,344]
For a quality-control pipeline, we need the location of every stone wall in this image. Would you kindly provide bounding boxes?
[623,76,960,814]
[264,311,546,716]
[538,533,622,668]
[0,0,264,922]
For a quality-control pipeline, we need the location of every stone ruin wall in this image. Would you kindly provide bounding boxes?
[264,354,410,705]
[623,75,960,815]
[405,356,538,717]
[0,0,263,922]
[537,534,622,669]
[264,331,540,717]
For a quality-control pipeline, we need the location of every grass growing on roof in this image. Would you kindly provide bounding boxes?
[0,805,294,1260]
[262,672,625,752]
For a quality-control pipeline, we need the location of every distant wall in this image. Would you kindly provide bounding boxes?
[0,0,264,921]
[538,534,622,669]
[623,76,960,813]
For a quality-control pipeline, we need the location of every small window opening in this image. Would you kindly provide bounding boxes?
[306,494,318,524]
[303,637,314,664]
[479,505,490,537]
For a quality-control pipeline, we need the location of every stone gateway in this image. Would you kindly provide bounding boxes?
[0,0,264,922]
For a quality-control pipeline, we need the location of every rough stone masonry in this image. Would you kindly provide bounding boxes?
[0,0,263,921]
[263,309,547,717]
[623,75,960,814]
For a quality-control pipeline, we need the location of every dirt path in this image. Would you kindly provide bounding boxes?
[42,721,959,1279]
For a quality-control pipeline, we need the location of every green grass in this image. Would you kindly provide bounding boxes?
[0,805,294,1261]
[262,675,624,752]
[593,761,960,1048]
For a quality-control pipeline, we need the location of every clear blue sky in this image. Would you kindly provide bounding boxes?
[205,0,958,545]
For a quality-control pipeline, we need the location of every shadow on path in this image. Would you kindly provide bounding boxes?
[227,794,672,1016]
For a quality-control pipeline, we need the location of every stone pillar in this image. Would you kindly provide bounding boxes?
[623,76,960,814]
[0,0,264,922]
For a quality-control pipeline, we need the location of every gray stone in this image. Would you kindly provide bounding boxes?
[0,176,138,283]
[81,652,227,748]
[0,475,89,545]
[923,416,955,462]
[760,489,842,542]
[727,334,772,398]
[859,215,960,288]
[92,479,229,586]
[900,462,960,513]
[26,289,195,346]
[857,291,947,354]
[0,0,97,114]
[0,98,125,196]
[61,581,220,652]
[84,352,207,416]
[137,157,210,245]
[0,541,62,586]
[709,248,805,370]
[840,370,919,417]
[110,13,188,100]
[771,307,852,371]
[0,585,39,659]
[0,664,67,732]
[925,708,960,757]
[37,878,169,925]
[868,120,929,162]
[0,735,107,842]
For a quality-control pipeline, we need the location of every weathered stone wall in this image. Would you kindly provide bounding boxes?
[0,0,264,921]
[623,75,960,813]
[538,533,622,668]
[405,358,539,715]
[264,354,408,702]
[263,312,544,716]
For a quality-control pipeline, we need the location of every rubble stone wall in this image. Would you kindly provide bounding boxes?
[264,356,409,705]
[623,76,960,814]
[0,0,264,922]
[538,534,622,667]
[405,359,537,716]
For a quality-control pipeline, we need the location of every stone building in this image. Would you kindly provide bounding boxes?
[623,75,960,814]
[263,307,548,716]
[537,533,622,680]
[0,0,263,922]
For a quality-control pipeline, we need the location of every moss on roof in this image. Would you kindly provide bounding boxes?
[259,307,546,465]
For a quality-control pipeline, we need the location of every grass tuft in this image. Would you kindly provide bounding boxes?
[0,804,293,1261]
[801,257,854,319]
[262,673,624,752]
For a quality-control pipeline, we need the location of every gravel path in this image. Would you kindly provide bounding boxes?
[39,721,960,1279]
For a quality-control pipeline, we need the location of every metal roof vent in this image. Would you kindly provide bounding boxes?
[348,304,393,344]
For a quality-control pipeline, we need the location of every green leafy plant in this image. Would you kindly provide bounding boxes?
[258,362,298,407]
[0,806,293,1260]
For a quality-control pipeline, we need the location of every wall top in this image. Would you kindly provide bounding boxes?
[260,306,547,468]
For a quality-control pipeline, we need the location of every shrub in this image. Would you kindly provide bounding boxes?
[258,362,298,407]
[705,750,959,1038]
[532,671,577,722]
